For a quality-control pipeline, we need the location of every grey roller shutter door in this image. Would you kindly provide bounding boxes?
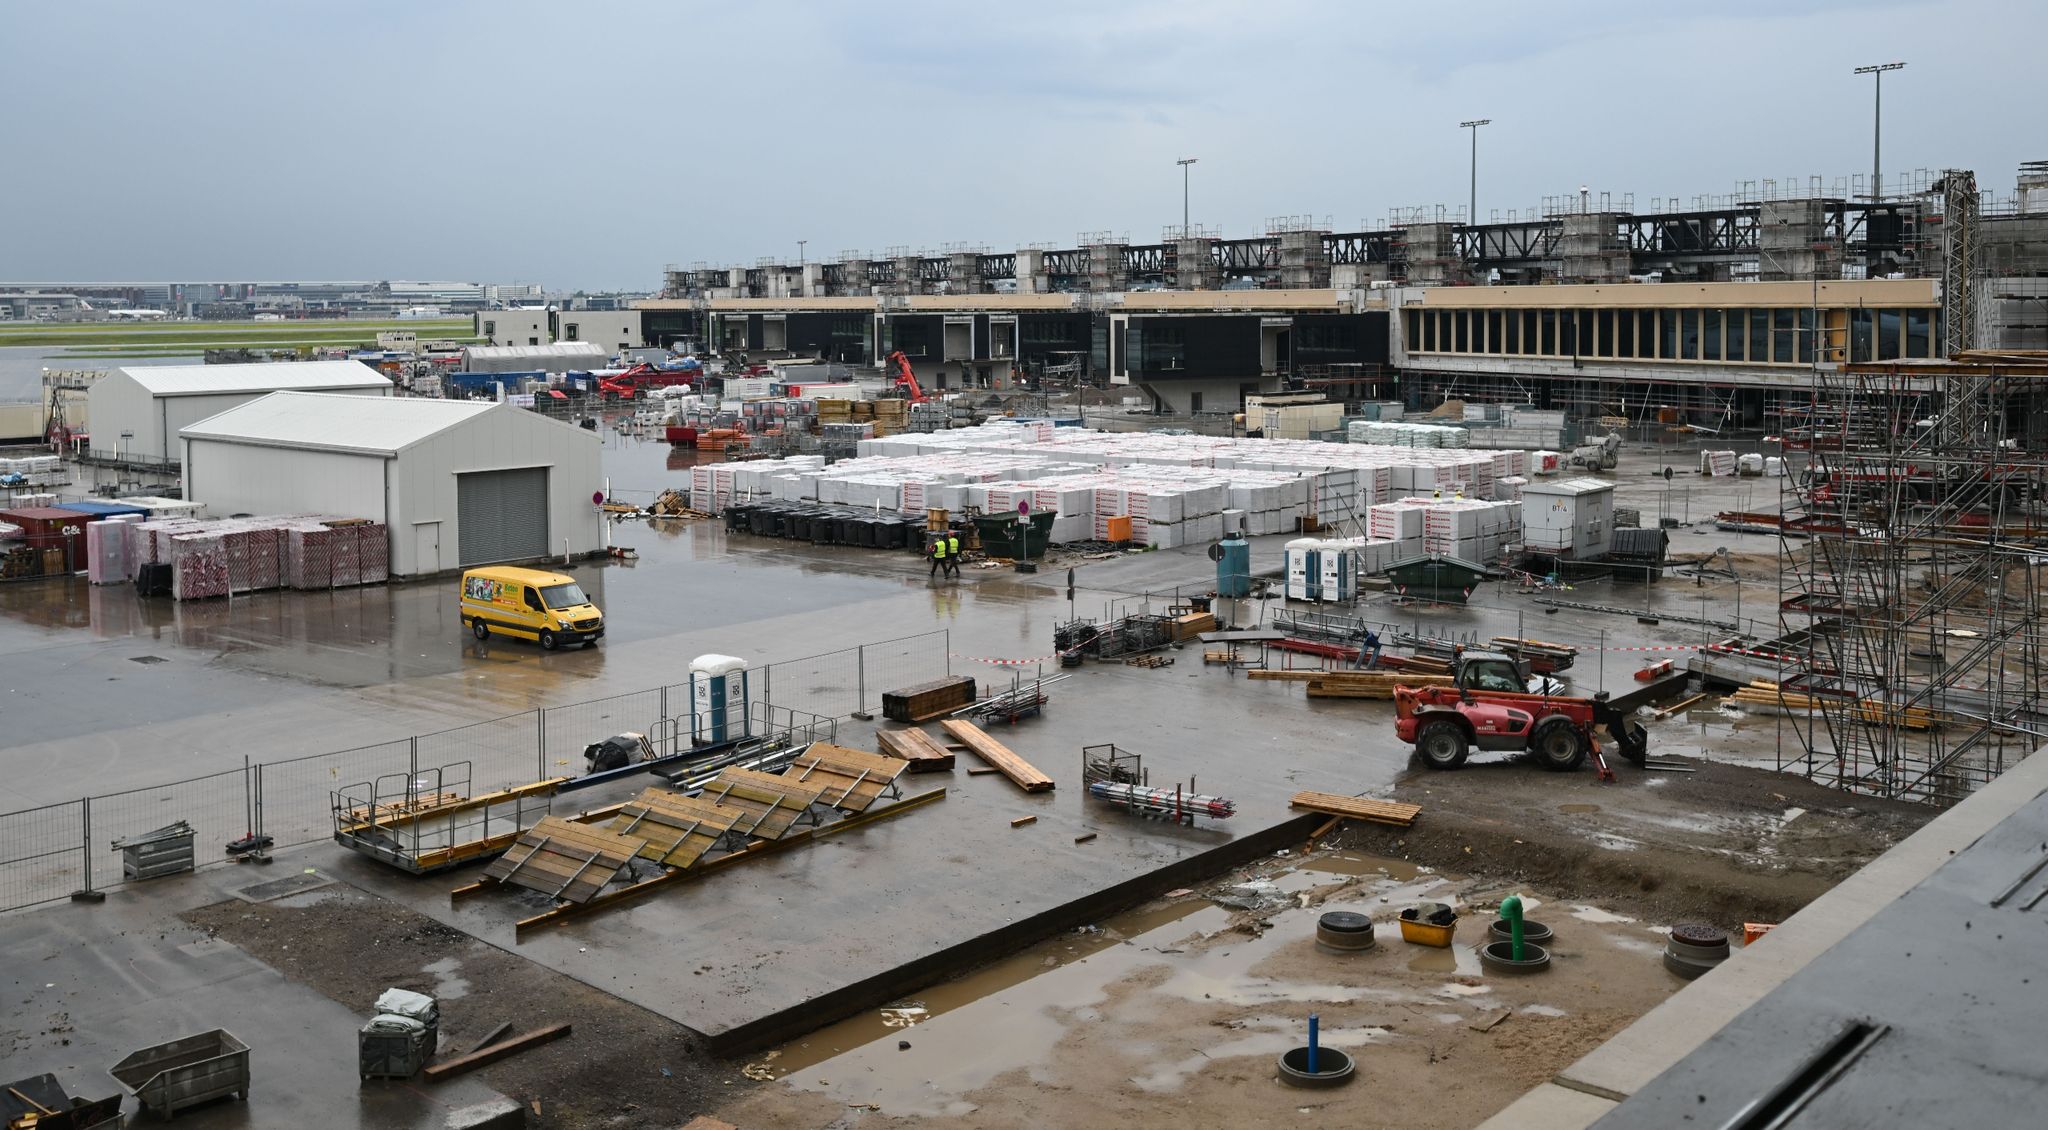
[457,466,549,565]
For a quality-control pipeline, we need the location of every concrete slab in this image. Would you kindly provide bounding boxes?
[0,866,501,1129]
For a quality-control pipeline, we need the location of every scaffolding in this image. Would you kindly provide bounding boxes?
[1777,352,2048,806]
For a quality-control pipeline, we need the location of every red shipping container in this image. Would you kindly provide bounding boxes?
[0,507,94,572]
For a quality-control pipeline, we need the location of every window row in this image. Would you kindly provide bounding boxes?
[1405,307,1939,364]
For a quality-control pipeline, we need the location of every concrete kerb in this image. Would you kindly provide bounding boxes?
[704,811,1324,1056]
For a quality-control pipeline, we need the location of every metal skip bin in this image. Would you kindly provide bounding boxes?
[110,1029,251,1119]
[113,821,196,881]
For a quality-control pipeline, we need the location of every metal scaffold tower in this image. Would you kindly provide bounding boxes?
[1777,351,2048,805]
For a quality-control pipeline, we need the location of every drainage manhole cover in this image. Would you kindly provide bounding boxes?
[129,655,169,665]
[1671,922,1728,946]
[232,872,335,904]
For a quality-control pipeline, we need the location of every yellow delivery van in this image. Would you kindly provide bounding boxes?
[459,566,604,650]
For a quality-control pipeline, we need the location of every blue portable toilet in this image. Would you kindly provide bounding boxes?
[689,654,751,745]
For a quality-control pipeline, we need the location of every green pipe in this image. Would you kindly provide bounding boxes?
[1501,895,1526,961]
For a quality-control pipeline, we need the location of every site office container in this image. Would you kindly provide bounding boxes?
[0,507,94,570]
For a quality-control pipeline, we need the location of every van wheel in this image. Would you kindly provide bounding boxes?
[539,630,559,651]
[471,620,488,640]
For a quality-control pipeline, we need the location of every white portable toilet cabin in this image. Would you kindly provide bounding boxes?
[689,654,751,745]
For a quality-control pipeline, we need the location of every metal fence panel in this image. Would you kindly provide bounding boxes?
[858,632,952,716]
[0,800,85,910]
[759,647,861,719]
[258,739,413,850]
[87,767,250,891]
[416,711,544,796]
[540,689,667,773]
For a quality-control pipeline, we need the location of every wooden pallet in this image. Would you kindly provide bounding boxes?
[699,767,824,840]
[1288,791,1423,828]
[882,675,979,723]
[482,817,639,903]
[939,719,1055,793]
[785,743,908,812]
[876,727,956,772]
[606,788,744,868]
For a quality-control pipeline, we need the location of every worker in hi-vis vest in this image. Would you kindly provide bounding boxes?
[929,532,947,577]
[945,530,961,577]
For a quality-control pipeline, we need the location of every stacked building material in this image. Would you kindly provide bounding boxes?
[1700,449,1739,477]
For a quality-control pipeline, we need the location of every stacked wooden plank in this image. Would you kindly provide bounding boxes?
[876,727,956,772]
[1722,680,1940,730]
[482,817,640,903]
[699,767,824,839]
[1289,791,1423,827]
[606,788,745,868]
[883,675,978,723]
[940,720,1055,793]
[1171,611,1218,641]
[1303,672,1454,699]
[785,743,908,812]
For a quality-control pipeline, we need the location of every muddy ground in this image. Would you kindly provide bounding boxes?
[1342,753,1934,926]
[717,855,1685,1130]
[182,886,746,1129]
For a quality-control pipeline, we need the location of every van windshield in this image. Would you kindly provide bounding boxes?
[540,582,589,609]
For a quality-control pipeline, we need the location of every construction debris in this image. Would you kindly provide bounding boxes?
[421,1024,573,1081]
[1011,816,1037,828]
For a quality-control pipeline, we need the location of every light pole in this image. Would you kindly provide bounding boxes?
[1853,62,1905,201]
[796,240,807,296]
[1176,157,1198,235]
[1460,120,1490,225]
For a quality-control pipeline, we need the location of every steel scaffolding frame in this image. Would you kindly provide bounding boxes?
[1777,354,2048,806]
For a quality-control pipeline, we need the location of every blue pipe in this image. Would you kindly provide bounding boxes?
[1501,895,1526,960]
[1308,1013,1320,1073]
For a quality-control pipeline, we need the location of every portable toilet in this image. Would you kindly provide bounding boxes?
[1284,538,1318,601]
[689,654,751,745]
[1316,539,1358,604]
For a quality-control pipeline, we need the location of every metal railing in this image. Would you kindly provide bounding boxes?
[0,629,949,913]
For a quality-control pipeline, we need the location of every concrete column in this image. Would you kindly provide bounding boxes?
[947,253,983,295]
[1402,224,1470,287]
[837,259,871,297]
[890,256,921,296]
[1558,213,1629,284]
[1276,230,1331,289]
[1172,238,1220,289]
[1015,249,1050,293]
[1085,243,1129,292]
[1759,200,1841,281]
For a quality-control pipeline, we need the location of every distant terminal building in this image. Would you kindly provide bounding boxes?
[654,162,2048,420]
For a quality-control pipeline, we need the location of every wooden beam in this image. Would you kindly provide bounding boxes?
[939,720,1055,793]
[876,727,956,772]
[420,1023,571,1081]
[465,1021,514,1055]
[1011,815,1037,828]
[1288,791,1422,827]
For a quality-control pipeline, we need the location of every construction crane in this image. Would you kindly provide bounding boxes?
[883,351,930,404]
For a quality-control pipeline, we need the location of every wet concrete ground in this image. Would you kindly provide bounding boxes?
[0,436,1813,1125]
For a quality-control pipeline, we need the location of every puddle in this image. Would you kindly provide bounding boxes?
[1434,981,1494,998]
[1129,1021,1391,1093]
[1557,803,1602,815]
[1404,942,1483,977]
[1569,905,1637,924]
[1520,1003,1569,1018]
[420,956,470,1001]
[769,898,1221,1078]
[1293,852,1429,882]
[1606,935,1666,957]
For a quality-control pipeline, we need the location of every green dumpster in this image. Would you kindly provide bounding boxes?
[975,512,1055,559]
[1384,554,1491,604]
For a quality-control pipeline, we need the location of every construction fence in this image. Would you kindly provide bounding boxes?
[0,629,949,914]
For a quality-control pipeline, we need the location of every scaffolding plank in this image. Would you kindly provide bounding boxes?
[1288,791,1422,827]
[605,788,744,869]
[480,817,637,904]
[785,742,908,812]
[876,727,956,772]
[939,720,1055,793]
[701,767,823,841]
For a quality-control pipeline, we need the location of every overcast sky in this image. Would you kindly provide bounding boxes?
[3,0,2039,290]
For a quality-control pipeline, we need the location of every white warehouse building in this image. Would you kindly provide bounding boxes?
[179,392,603,577]
[87,360,392,463]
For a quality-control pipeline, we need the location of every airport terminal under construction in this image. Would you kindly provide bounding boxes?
[4,155,2048,1130]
